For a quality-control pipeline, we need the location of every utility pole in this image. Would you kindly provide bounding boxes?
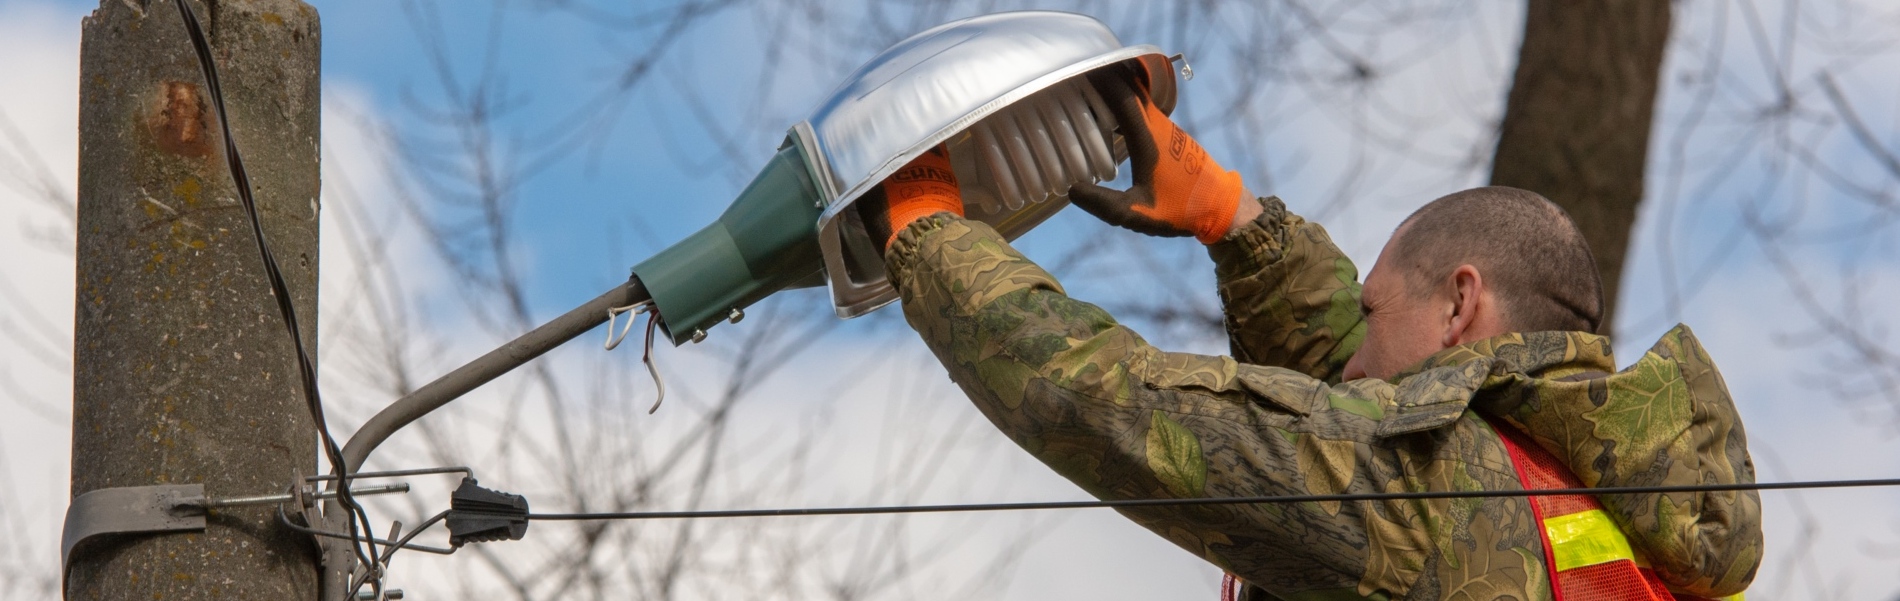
[69,0,322,598]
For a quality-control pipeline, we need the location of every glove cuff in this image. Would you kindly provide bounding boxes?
[886,201,963,248]
[1187,166,1243,244]
[881,147,965,248]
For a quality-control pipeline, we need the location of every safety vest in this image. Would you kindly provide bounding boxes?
[1218,420,1747,601]
[1489,416,1744,601]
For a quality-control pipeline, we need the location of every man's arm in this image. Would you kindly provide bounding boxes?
[885,214,1541,599]
[1208,196,1366,383]
[1055,65,1364,383]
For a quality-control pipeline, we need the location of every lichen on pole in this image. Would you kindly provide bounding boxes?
[69,0,322,598]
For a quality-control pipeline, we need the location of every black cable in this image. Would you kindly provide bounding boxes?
[168,0,382,582]
[383,511,452,565]
[349,510,453,597]
[508,477,1900,521]
[276,506,455,556]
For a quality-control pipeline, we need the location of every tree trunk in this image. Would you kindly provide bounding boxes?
[69,0,322,598]
[1490,0,1671,332]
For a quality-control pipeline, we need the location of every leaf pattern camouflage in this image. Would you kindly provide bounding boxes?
[1399,328,1761,597]
[882,200,1759,600]
[1209,197,1367,384]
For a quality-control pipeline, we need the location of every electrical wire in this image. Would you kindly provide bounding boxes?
[276,506,454,556]
[602,300,667,412]
[169,0,383,589]
[603,301,648,350]
[381,511,452,566]
[506,477,1900,522]
[641,307,665,414]
[347,510,453,596]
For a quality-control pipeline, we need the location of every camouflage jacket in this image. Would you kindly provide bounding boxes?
[883,198,1761,600]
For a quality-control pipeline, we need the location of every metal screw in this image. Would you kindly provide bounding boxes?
[691,329,707,343]
[727,308,744,324]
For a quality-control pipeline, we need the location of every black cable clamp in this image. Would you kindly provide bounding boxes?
[446,478,529,546]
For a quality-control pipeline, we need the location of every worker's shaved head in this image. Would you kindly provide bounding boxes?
[1389,186,1603,333]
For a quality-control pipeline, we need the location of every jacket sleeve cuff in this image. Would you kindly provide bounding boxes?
[883,211,959,288]
[1207,196,1292,282]
[883,212,1065,318]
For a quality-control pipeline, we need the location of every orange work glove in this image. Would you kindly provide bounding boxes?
[857,145,964,252]
[1069,64,1244,244]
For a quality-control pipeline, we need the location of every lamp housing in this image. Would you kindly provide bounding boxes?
[632,11,1179,344]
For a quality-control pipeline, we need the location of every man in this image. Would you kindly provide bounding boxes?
[856,64,1760,600]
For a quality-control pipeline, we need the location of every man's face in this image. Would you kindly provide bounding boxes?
[1341,232,1450,381]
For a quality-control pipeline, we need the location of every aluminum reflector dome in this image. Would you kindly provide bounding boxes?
[787,10,1179,317]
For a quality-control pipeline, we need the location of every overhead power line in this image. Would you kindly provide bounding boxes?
[500,477,1900,522]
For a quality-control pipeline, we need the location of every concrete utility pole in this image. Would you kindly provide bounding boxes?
[70,0,322,598]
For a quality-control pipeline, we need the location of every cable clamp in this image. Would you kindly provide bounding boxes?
[446,477,530,546]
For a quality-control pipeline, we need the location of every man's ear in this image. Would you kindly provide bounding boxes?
[1443,264,1484,347]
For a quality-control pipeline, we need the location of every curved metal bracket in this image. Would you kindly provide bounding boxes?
[320,281,647,598]
[61,484,207,595]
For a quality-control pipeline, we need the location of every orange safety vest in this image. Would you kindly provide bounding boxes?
[1217,420,1747,601]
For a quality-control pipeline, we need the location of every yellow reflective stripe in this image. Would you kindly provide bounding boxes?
[1544,509,1636,571]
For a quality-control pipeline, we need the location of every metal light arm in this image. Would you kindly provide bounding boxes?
[337,279,649,472]
[320,278,648,599]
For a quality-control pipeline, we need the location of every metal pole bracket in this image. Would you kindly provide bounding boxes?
[61,484,208,592]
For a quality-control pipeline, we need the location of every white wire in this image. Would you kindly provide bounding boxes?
[603,301,651,350]
[642,312,666,414]
[602,300,666,413]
